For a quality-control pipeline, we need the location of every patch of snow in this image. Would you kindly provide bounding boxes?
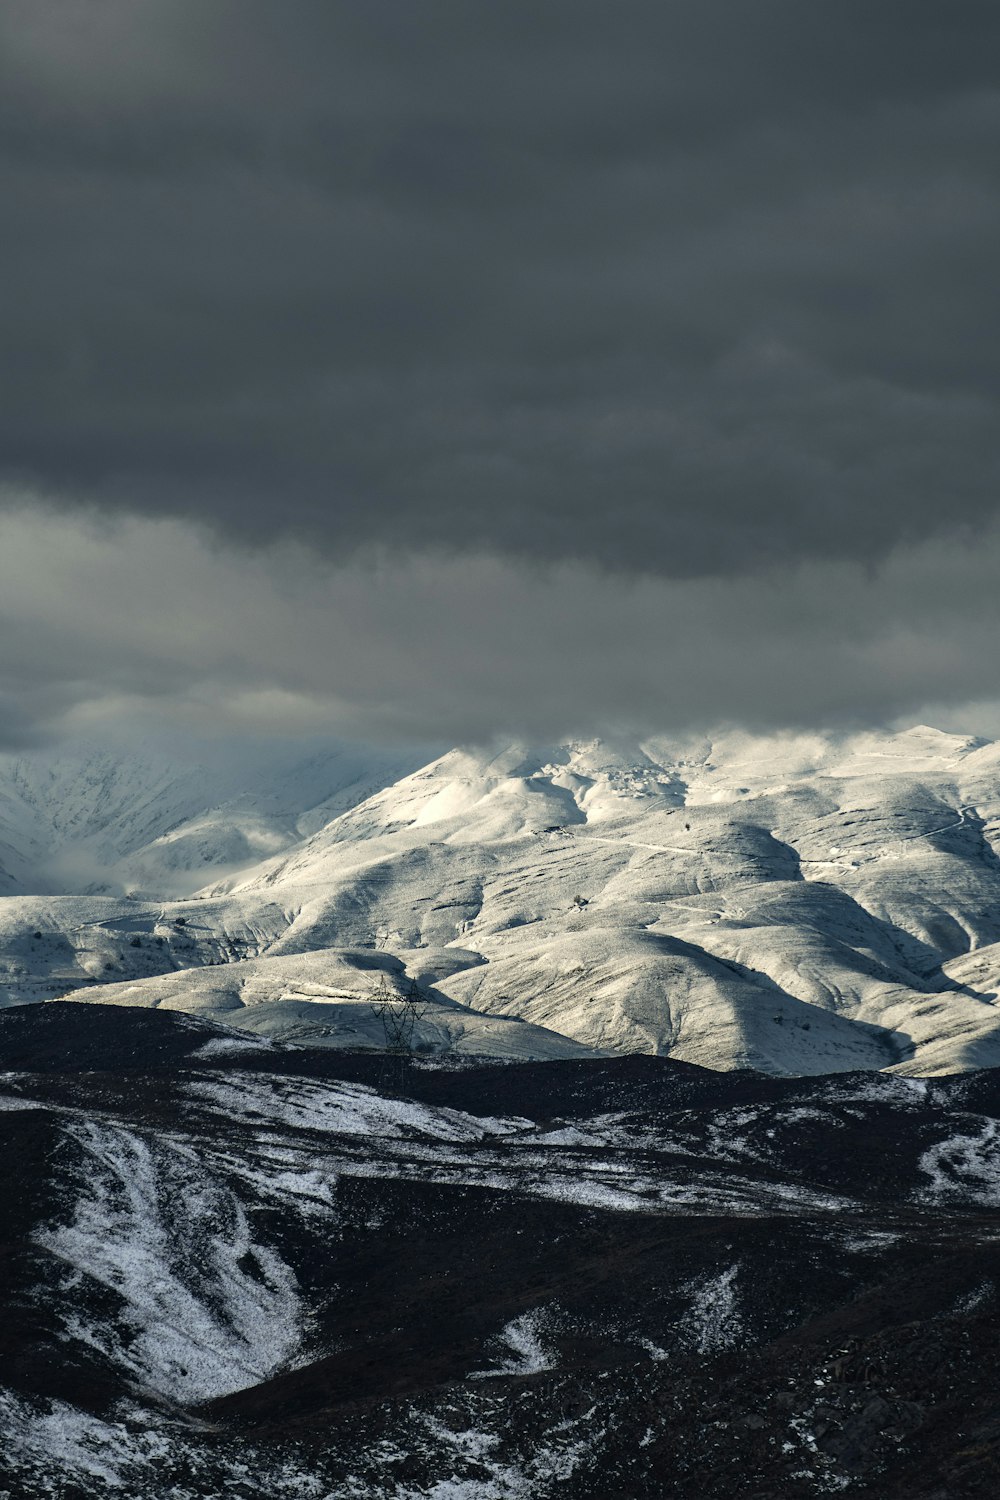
[0,1387,139,1491]
[36,1119,302,1402]
[186,1072,532,1144]
[0,1092,41,1110]
[204,1139,339,1218]
[214,1118,856,1219]
[532,1125,603,1147]
[191,1034,272,1058]
[821,1076,930,1107]
[385,1411,597,1499]
[917,1119,1000,1205]
[0,1386,330,1498]
[471,1310,555,1378]
[839,1229,901,1252]
[955,1280,994,1313]
[777,1106,845,1126]
[679,1264,742,1353]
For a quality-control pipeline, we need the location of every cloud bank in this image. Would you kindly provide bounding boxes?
[0,4,998,747]
[3,502,1000,751]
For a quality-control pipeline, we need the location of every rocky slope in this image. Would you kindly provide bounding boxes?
[1,1002,999,1498]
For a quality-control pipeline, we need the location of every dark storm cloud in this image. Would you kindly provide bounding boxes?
[2,1,998,577]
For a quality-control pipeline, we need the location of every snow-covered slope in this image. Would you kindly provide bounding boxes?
[88,946,599,1061]
[6,726,1000,1073]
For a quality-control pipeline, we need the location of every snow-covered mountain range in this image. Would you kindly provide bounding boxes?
[5,725,1000,1075]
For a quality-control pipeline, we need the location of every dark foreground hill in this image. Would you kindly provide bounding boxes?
[1,1003,999,1498]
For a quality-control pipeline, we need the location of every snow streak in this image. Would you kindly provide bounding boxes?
[36,1119,301,1402]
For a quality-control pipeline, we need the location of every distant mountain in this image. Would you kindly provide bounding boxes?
[0,739,430,897]
[6,726,1000,1074]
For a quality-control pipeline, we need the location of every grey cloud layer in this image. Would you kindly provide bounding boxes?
[3,505,1000,750]
[2,2,999,577]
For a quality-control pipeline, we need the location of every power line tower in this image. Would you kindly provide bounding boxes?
[368,973,429,1089]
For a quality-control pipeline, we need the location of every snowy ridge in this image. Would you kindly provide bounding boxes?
[7,725,1000,1072]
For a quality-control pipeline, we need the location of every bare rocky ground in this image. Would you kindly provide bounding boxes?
[1,1002,999,1498]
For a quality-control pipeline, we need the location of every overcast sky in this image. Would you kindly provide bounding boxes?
[2,2,999,753]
